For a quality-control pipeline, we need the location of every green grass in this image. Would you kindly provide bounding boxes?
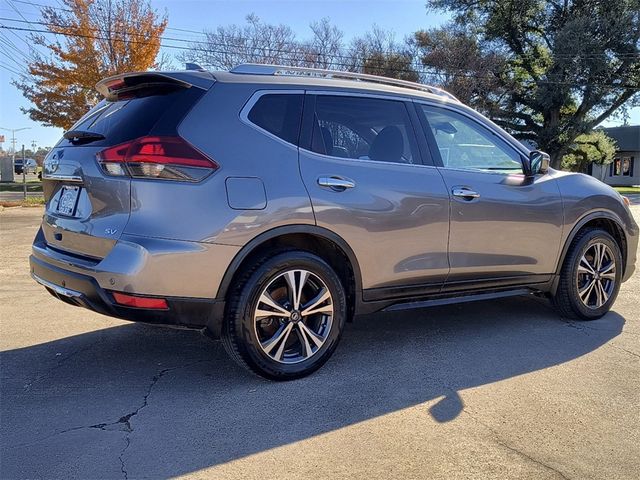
[613,186,640,194]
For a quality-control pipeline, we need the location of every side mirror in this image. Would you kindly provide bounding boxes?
[527,150,550,176]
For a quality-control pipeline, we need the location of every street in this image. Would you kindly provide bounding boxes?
[0,173,44,202]
[1,206,638,479]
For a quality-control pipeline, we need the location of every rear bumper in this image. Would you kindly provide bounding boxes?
[30,255,222,329]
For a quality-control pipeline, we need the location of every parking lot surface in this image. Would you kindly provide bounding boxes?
[1,206,638,479]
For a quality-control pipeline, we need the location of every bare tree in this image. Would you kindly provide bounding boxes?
[299,18,344,69]
[179,16,418,81]
[179,14,300,69]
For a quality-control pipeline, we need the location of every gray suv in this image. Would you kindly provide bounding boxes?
[31,64,638,380]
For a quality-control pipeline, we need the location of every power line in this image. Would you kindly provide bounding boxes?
[0,23,191,49]
[0,30,32,62]
[4,0,42,61]
[0,59,22,74]
[2,22,637,91]
[9,0,638,61]
[0,44,26,68]
[5,0,33,24]
[6,0,640,61]
[0,61,29,79]
[0,13,638,92]
[10,0,70,11]
[2,14,640,61]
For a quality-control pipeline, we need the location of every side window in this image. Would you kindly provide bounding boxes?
[311,95,419,164]
[247,93,304,145]
[420,105,523,173]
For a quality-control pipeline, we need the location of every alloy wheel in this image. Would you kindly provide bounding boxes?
[253,269,334,364]
[576,242,616,309]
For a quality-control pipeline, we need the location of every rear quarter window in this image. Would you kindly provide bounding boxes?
[246,93,304,145]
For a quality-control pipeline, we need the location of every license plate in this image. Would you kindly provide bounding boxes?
[57,186,80,216]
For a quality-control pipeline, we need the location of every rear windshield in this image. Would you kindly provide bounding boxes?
[56,88,199,148]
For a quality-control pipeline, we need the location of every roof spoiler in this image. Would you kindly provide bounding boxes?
[96,71,214,101]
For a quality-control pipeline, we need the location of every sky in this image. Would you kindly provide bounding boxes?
[0,0,637,150]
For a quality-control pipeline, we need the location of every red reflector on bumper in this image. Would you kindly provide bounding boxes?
[112,292,169,310]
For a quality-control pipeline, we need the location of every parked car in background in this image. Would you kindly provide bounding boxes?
[14,158,37,175]
[30,64,638,380]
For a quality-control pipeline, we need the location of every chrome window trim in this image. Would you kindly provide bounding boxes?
[239,89,305,152]
[307,89,414,103]
[299,146,438,170]
[435,164,526,178]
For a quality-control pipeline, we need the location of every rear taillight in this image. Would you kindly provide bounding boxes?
[97,136,218,182]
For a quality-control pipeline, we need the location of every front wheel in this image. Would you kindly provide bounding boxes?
[222,250,347,380]
[552,228,623,320]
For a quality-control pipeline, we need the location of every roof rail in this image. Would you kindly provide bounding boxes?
[229,63,459,102]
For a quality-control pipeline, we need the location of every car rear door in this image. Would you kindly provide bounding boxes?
[41,73,211,259]
[416,102,564,291]
[298,92,450,301]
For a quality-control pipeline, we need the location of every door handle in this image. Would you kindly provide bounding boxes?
[317,176,356,191]
[452,187,480,200]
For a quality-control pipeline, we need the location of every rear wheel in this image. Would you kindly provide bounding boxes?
[552,228,622,320]
[222,250,347,380]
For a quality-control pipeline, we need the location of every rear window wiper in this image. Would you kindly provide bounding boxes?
[63,130,106,145]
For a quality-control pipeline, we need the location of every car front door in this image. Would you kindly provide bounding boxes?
[416,102,564,292]
[298,93,450,301]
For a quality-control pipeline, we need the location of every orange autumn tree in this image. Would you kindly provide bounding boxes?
[15,0,167,130]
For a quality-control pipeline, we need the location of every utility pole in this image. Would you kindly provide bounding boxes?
[22,145,26,200]
[0,127,30,182]
[0,126,31,164]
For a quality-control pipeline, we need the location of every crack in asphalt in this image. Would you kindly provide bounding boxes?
[528,293,640,337]
[22,337,103,392]
[98,359,214,479]
[609,344,640,359]
[462,409,572,480]
[526,297,640,359]
[95,359,212,479]
[119,437,130,480]
[556,315,640,360]
[9,358,211,479]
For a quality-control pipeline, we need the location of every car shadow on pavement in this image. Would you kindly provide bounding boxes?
[0,295,625,479]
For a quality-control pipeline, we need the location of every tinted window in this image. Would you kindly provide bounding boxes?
[420,105,522,173]
[248,94,303,145]
[57,88,202,148]
[311,95,419,164]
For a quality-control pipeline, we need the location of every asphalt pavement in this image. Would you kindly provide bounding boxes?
[1,206,638,479]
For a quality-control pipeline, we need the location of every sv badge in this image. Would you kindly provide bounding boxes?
[104,228,118,235]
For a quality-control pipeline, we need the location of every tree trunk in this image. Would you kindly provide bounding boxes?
[550,151,563,170]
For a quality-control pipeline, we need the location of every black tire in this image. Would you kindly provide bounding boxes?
[222,250,347,380]
[552,228,622,320]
